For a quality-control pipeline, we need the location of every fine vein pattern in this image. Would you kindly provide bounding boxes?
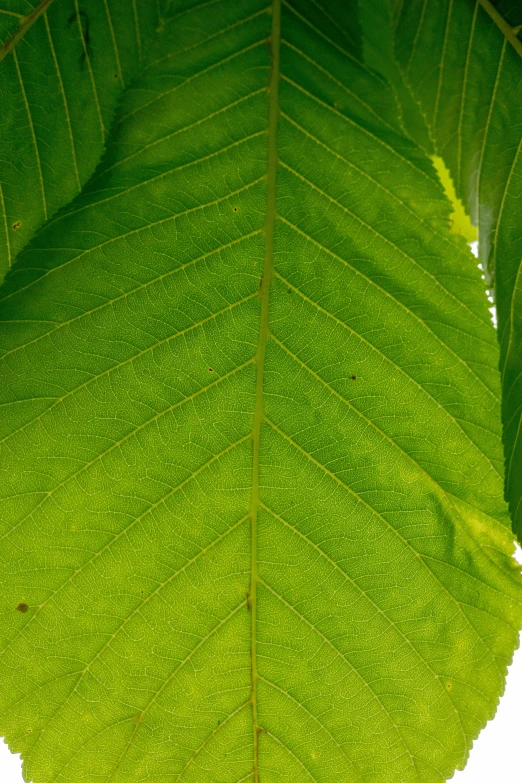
[0,0,164,280]
[392,0,522,542]
[0,2,521,783]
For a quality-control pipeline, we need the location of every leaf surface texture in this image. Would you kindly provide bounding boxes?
[389,0,522,543]
[0,2,521,782]
[0,0,164,280]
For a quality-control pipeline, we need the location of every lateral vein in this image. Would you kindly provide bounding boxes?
[478,0,522,58]
[0,0,54,63]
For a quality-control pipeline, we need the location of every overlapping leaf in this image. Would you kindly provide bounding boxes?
[0,1,521,782]
[0,0,164,281]
[384,0,522,543]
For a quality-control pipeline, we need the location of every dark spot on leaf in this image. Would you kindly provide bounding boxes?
[114,73,119,79]
[68,10,91,67]
[68,9,89,29]
[233,207,238,213]
[16,602,29,613]
[208,367,214,372]
[12,221,21,230]
[351,376,356,380]
[287,288,291,294]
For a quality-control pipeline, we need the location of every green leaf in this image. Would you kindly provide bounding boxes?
[356,1,433,153]
[385,0,522,541]
[1,2,521,782]
[497,153,522,543]
[431,157,477,244]
[0,0,164,281]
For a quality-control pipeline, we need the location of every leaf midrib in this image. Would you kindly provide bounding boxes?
[249,0,281,778]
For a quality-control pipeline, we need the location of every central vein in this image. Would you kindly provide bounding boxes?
[249,1,281,780]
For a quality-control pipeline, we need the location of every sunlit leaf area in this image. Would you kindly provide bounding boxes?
[1,1,521,782]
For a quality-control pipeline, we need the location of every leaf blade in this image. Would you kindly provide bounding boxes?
[0,2,521,782]
[388,0,522,542]
[0,0,164,280]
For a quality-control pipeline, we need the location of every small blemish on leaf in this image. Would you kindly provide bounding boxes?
[68,10,91,67]
[16,602,29,613]
[12,221,21,230]
[208,367,214,372]
[233,207,238,213]
[351,376,356,381]
[446,681,452,691]
[132,714,142,725]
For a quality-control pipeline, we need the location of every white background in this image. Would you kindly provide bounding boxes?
[2,549,522,782]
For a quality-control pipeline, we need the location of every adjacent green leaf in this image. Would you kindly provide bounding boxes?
[357,1,433,153]
[0,0,163,281]
[385,0,522,541]
[1,2,521,782]
[431,157,477,243]
[496,150,522,544]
